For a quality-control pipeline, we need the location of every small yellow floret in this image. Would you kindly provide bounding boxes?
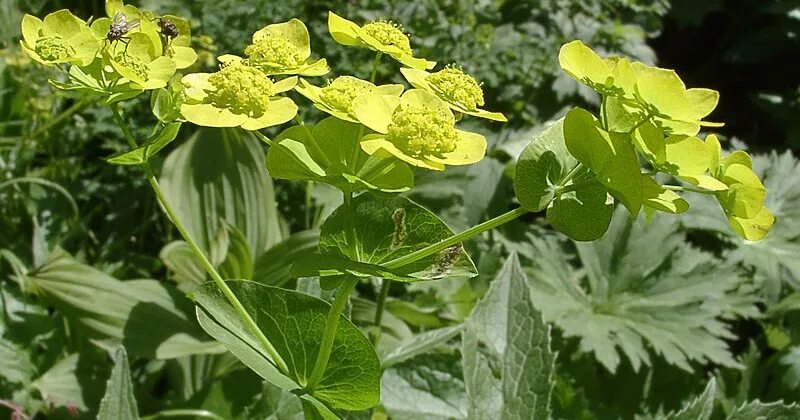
[245,34,304,70]
[320,76,374,114]
[114,53,149,81]
[35,36,75,62]
[426,65,484,111]
[207,63,274,117]
[386,104,458,157]
[361,20,412,55]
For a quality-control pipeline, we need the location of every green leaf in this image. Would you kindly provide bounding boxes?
[32,351,108,412]
[160,128,283,258]
[25,250,222,359]
[381,354,467,420]
[160,240,206,291]
[106,122,182,165]
[527,209,758,373]
[462,253,555,419]
[296,192,477,282]
[564,108,643,215]
[664,378,715,420]
[547,177,614,241]
[727,401,800,420]
[252,230,319,287]
[97,347,139,420]
[192,280,381,411]
[267,117,414,193]
[381,325,463,368]
[514,118,578,211]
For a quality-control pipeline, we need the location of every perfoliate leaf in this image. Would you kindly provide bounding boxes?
[97,347,139,420]
[514,118,576,211]
[462,254,555,419]
[564,108,643,215]
[295,192,477,283]
[192,280,381,411]
[547,177,614,241]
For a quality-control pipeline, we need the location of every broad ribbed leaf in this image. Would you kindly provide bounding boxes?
[97,347,139,420]
[160,128,282,258]
[25,250,221,358]
[193,280,380,411]
[462,253,554,419]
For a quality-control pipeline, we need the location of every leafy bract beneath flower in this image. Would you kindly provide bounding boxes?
[559,40,722,136]
[245,19,329,77]
[353,89,485,171]
[20,10,101,66]
[400,66,507,121]
[327,11,435,70]
[705,134,774,240]
[295,76,403,122]
[180,58,297,130]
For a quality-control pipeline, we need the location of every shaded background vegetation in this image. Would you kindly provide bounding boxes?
[2,0,800,419]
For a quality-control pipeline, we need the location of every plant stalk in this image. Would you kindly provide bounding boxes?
[306,277,358,389]
[372,278,391,345]
[109,104,289,374]
[384,206,529,270]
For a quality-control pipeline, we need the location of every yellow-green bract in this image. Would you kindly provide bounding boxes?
[243,18,329,76]
[20,10,101,66]
[295,76,403,123]
[327,11,435,70]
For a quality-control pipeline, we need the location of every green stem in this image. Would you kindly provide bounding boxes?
[663,184,716,195]
[306,277,358,389]
[252,131,273,146]
[384,207,529,270]
[293,115,330,167]
[373,279,391,346]
[109,104,289,375]
[369,52,383,83]
[601,95,609,131]
[560,163,585,187]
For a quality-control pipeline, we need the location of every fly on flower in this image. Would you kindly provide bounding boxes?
[156,17,178,53]
[106,11,139,48]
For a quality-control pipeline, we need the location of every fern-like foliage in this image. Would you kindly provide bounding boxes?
[682,151,800,299]
[526,209,760,373]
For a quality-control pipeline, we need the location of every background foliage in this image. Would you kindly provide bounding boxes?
[2,0,800,418]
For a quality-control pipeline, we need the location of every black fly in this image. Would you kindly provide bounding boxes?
[156,18,179,55]
[106,12,140,49]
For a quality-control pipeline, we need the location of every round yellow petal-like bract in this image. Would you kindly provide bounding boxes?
[353,94,400,134]
[181,103,249,128]
[240,97,298,131]
[360,134,445,171]
[425,130,487,166]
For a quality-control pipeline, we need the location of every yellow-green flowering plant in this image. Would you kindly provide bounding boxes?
[295,76,403,122]
[20,10,100,66]
[180,57,298,130]
[400,65,507,122]
[353,89,487,170]
[327,11,434,70]
[243,18,329,76]
[19,6,778,419]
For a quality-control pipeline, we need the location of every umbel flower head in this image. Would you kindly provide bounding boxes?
[20,10,101,66]
[400,65,507,122]
[180,56,298,130]
[295,76,403,122]
[103,33,177,90]
[327,12,435,70]
[353,89,486,170]
[243,19,329,76]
